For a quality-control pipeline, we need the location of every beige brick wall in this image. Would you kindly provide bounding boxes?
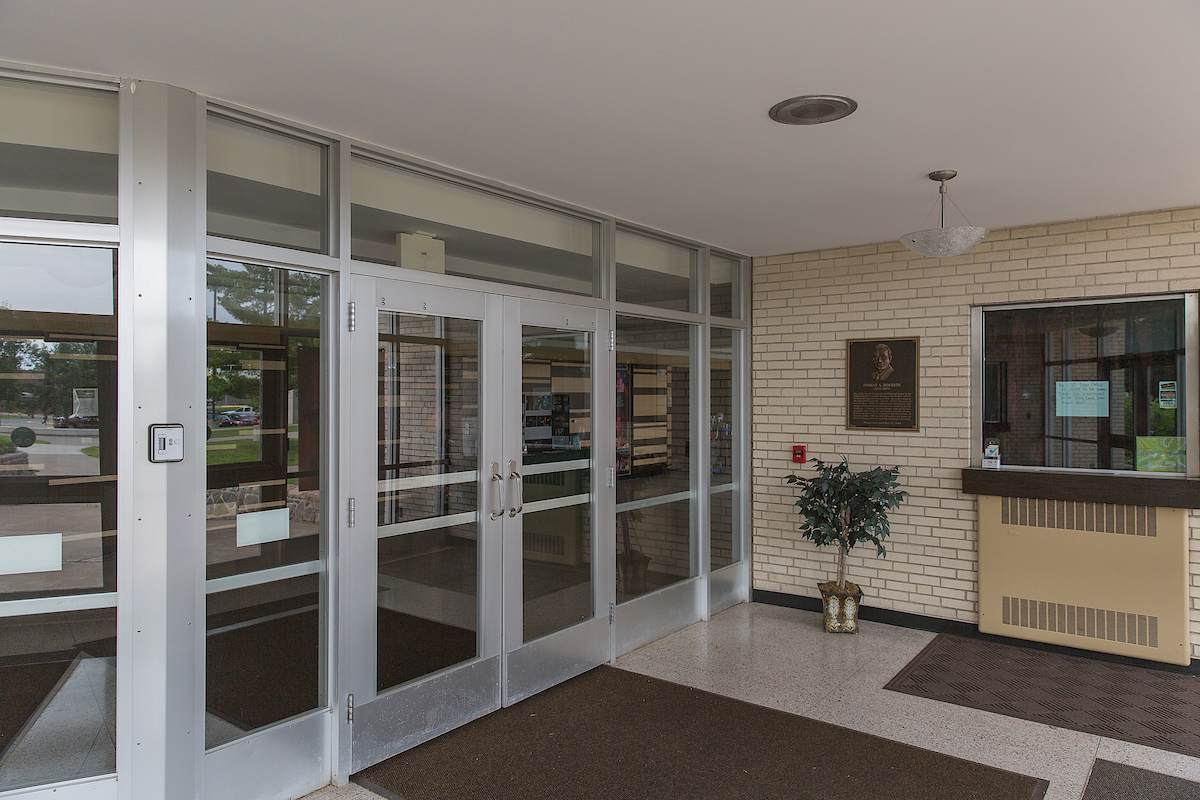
[751,205,1200,658]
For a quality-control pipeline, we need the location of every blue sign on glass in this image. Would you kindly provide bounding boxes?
[1055,381,1109,417]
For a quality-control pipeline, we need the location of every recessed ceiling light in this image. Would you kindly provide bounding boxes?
[769,95,858,125]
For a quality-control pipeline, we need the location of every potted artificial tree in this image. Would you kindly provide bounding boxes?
[786,457,908,633]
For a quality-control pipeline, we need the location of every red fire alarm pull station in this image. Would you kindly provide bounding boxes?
[792,445,807,464]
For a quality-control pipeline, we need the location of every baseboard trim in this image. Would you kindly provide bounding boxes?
[751,588,1200,675]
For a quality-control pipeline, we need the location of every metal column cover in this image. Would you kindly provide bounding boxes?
[117,80,206,800]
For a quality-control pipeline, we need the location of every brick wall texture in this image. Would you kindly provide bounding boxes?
[750,205,1200,657]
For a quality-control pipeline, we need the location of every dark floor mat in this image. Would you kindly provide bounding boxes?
[206,607,319,731]
[381,546,590,601]
[205,605,477,730]
[0,658,74,754]
[354,665,1048,800]
[1082,760,1200,800]
[885,635,1200,758]
[377,608,477,692]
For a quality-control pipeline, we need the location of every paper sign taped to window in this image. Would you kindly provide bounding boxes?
[236,507,290,547]
[0,533,63,575]
[1055,381,1108,417]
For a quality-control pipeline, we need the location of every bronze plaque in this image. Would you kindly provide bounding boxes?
[846,337,919,431]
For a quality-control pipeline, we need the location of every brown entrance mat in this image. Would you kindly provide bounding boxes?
[1081,760,1200,800]
[885,635,1200,758]
[205,606,475,731]
[353,665,1047,800]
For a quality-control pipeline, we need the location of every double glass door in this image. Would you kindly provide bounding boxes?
[347,277,610,771]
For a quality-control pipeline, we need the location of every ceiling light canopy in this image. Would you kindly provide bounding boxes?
[769,95,858,125]
[900,170,988,258]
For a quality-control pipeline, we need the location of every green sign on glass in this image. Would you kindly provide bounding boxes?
[1136,436,1186,473]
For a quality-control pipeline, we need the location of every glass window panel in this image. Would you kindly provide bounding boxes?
[351,155,598,296]
[710,328,738,570]
[615,230,695,312]
[0,78,118,224]
[615,316,692,601]
[0,243,117,791]
[207,114,328,253]
[376,313,480,692]
[521,325,593,642]
[205,259,326,748]
[983,299,1186,472]
[710,254,742,318]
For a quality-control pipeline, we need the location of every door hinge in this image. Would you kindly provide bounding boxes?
[608,602,615,624]
[608,330,615,351]
[348,301,356,331]
[347,693,354,724]
[607,466,615,488]
[348,497,356,527]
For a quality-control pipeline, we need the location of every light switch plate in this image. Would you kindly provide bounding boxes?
[149,424,184,463]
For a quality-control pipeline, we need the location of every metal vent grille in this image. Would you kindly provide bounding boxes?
[524,531,565,557]
[1000,497,1155,537]
[1002,595,1158,648]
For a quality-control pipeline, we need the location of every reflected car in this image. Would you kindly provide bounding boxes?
[54,414,100,428]
[225,411,260,425]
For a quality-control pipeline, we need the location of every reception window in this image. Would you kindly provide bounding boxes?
[982,297,1188,472]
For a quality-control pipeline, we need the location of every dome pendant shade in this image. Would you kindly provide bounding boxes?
[899,170,988,258]
[900,226,988,258]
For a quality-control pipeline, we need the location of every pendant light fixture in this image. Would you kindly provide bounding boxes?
[899,170,988,258]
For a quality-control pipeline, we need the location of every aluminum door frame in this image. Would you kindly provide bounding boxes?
[346,276,505,773]
[500,297,613,705]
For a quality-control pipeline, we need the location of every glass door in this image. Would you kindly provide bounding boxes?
[347,278,609,770]
[501,298,609,704]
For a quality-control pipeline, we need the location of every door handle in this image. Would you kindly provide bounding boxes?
[508,459,523,518]
[490,461,505,520]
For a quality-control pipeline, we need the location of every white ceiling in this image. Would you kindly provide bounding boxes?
[4,0,1200,257]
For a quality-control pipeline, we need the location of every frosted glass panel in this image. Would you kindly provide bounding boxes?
[615,230,694,312]
[207,114,328,253]
[0,78,118,224]
[351,155,598,296]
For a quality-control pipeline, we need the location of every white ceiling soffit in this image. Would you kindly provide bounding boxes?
[3,0,1199,258]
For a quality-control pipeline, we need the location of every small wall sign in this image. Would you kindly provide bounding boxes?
[1159,381,1177,410]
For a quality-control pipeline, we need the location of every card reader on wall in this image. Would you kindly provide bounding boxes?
[149,424,184,463]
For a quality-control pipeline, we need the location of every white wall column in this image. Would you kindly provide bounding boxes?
[117,79,206,800]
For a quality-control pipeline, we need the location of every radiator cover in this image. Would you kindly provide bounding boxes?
[977,495,1191,665]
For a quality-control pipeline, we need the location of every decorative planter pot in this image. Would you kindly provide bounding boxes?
[818,580,863,634]
[617,550,651,595]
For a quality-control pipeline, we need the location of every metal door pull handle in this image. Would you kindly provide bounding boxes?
[508,459,523,517]
[490,461,505,520]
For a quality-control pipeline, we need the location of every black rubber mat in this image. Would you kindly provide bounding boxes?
[886,635,1200,758]
[355,665,1048,800]
[1082,760,1200,800]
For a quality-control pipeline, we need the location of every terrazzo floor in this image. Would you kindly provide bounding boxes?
[304,602,1200,800]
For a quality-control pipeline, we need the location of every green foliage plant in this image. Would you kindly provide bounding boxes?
[786,457,909,591]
